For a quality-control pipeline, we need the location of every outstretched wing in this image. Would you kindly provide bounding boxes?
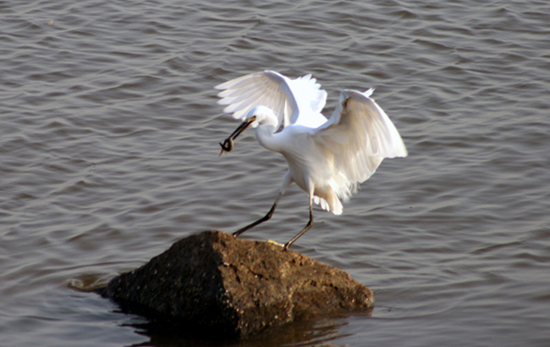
[311,89,407,201]
[215,70,327,129]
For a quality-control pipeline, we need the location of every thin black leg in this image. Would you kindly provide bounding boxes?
[233,200,279,238]
[232,171,292,240]
[283,201,314,250]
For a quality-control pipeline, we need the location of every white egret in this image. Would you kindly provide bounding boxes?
[216,70,407,249]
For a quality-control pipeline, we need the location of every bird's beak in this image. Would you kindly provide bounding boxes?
[219,116,256,156]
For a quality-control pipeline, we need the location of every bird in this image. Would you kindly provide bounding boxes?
[216,70,407,249]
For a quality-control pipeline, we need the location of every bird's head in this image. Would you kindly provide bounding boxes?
[219,106,278,156]
[245,106,279,128]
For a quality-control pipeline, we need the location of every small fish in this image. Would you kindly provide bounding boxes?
[219,137,234,156]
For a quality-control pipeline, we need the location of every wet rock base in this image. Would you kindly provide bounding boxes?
[96,230,373,337]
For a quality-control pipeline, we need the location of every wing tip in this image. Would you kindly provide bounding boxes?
[341,88,375,100]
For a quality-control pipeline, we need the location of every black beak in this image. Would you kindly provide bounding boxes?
[219,116,256,156]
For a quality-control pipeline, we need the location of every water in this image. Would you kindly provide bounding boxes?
[1,0,549,346]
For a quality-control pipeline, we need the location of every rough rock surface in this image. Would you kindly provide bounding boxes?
[97,230,373,337]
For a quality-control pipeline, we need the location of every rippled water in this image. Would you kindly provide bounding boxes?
[1,0,549,346]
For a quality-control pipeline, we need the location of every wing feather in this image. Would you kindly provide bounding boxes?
[215,70,327,128]
[311,89,407,201]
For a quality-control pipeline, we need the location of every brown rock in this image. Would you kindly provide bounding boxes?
[97,230,373,337]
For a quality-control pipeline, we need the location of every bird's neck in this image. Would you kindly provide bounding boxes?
[255,125,281,153]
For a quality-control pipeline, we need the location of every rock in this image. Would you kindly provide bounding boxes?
[97,230,373,337]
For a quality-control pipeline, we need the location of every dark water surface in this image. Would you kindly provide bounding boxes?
[1,0,549,346]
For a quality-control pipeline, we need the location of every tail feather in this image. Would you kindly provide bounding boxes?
[313,194,343,215]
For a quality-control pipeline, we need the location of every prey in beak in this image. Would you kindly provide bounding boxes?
[219,116,256,156]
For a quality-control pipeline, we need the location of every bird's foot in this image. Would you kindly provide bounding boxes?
[266,239,285,248]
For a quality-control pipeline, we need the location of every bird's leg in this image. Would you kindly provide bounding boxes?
[232,198,280,238]
[284,197,314,250]
[233,170,292,239]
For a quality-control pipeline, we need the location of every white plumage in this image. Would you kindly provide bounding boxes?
[216,70,407,248]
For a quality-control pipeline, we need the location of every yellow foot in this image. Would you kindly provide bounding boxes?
[266,239,284,248]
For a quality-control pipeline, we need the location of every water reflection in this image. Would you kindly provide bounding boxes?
[126,311,372,347]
